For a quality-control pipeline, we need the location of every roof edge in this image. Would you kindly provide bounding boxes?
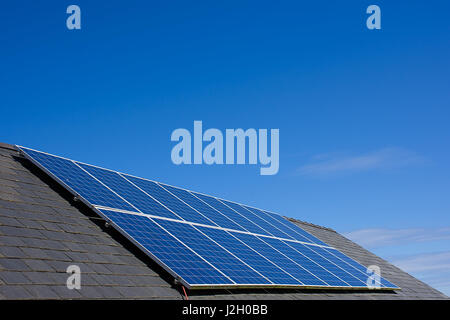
[0,142,17,151]
[285,217,337,232]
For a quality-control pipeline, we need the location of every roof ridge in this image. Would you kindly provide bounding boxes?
[0,142,17,151]
[284,217,336,232]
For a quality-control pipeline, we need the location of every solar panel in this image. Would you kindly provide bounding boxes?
[17,146,399,290]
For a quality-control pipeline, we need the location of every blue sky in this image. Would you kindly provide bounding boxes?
[1,1,449,295]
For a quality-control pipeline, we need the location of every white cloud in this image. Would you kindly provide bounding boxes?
[297,147,424,176]
[345,227,450,296]
[344,227,450,249]
[391,251,450,296]
[392,251,450,273]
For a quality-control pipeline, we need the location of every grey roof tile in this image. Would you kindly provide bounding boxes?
[0,285,34,299]
[116,286,151,299]
[72,263,96,274]
[0,271,30,284]
[40,249,71,262]
[40,221,64,232]
[87,263,113,275]
[128,275,170,287]
[0,191,20,202]
[92,286,123,299]
[62,241,88,252]
[0,246,27,258]
[0,258,31,271]
[0,199,21,210]
[146,286,181,298]
[23,259,55,272]
[41,230,73,242]
[0,216,22,227]
[0,225,44,238]
[64,251,91,262]
[45,260,72,273]
[0,225,24,237]
[85,253,112,264]
[20,247,51,260]
[51,286,83,299]
[24,271,55,285]
[76,286,105,299]
[25,285,61,299]
[106,275,135,286]
[40,239,67,251]
[47,271,68,285]
[0,235,26,247]
[17,219,45,230]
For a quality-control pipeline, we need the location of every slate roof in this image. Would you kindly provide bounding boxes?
[0,142,447,300]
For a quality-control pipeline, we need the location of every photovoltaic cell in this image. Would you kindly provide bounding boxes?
[243,206,316,243]
[231,232,328,286]
[21,149,135,211]
[124,175,215,226]
[198,226,300,285]
[194,192,271,236]
[260,237,330,286]
[323,248,396,288]
[99,209,232,285]
[308,245,372,287]
[261,209,329,246]
[220,200,292,239]
[154,218,270,285]
[287,242,365,287]
[280,241,349,287]
[160,184,246,231]
[78,163,180,220]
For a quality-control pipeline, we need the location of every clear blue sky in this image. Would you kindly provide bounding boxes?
[1,1,449,294]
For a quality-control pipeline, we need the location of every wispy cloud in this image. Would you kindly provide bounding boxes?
[392,251,450,273]
[297,147,424,176]
[345,227,450,296]
[343,227,450,249]
[392,251,450,296]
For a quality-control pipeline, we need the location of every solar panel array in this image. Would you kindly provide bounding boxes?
[18,146,399,290]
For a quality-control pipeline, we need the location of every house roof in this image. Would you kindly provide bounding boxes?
[0,142,447,300]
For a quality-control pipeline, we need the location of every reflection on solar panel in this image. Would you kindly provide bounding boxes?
[18,146,399,290]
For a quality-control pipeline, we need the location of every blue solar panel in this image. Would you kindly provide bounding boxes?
[123,175,215,226]
[18,146,399,290]
[260,237,331,287]
[243,206,318,244]
[307,245,373,287]
[99,209,232,285]
[286,242,366,287]
[154,219,270,285]
[21,148,135,211]
[198,227,300,285]
[231,232,329,287]
[160,184,246,231]
[194,192,272,236]
[260,209,329,246]
[219,200,293,239]
[323,248,397,288]
[78,163,180,220]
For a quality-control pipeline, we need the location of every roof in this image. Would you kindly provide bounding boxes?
[0,142,447,300]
